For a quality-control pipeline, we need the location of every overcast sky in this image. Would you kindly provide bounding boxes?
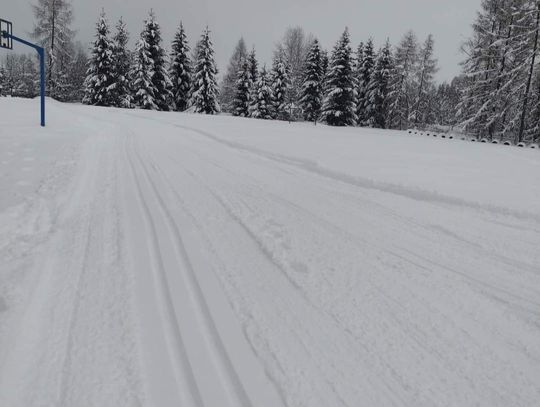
[4,0,481,82]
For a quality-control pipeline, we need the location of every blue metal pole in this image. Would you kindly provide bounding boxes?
[38,47,45,127]
[2,31,46,127]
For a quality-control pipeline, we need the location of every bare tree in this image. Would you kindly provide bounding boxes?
[30,0,75,97]
[276,26,314,106]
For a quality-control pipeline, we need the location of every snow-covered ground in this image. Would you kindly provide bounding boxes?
[1,97,539,407]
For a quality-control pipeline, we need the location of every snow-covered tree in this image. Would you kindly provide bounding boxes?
[1,55,17,96]
[388,30,418,130]
[191,26,220,114]
[0,65,6,96]
[321,28,357,126]
[64,43,87,102]
[169,22,192,111]
[232,57,251,117]
[10,55,39,98]
[320,49,329,91]
[432,78,462,127]
[365,41,393,128]
[30,0,74,98]
[276,27,313,106]
[83,11,115,106]
[220,38,247,112]
[132,11,172,111]
[357,38,375,125]
[458,0,540,142]
[271,49,290,120]
[110,18,132,108]
[250,66,273,119]
[247,47,259,86]
[299,39,324,121]
[411,34,438,126]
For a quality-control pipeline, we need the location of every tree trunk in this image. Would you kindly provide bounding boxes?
[518,2,540,143]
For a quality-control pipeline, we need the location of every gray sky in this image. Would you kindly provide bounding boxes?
[4,0,481,82]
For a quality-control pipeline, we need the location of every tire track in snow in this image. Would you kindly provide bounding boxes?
[130,136,253,407]
[124,135,204,407]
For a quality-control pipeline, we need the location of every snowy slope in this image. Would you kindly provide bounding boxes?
[1,98,539,407]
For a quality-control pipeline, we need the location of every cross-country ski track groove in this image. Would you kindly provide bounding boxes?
[128,133,254,407]
[125,134,205,407]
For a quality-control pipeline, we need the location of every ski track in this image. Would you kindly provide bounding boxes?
[1,99,539,407]
[121,110,540,406]
[129,133,254,407]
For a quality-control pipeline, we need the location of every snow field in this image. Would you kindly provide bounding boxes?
[1,98,539,407]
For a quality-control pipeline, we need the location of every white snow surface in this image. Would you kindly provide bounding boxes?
[1,98,539,407]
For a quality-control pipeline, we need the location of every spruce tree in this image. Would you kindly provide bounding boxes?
[300,39,324,121]
[169,22,192,111]
[232,58,251,117]
[191,26,220,114]
[132,11,172,111]
[250,67,273,119]
[110,18,132,108]
[365,41,393,128]
[321,28,357,126]
[248,48,259,87]
[354,42,364,115]
[320,49,329,93]
[357,38,375,125]
[83,11,115,106]
[247,47,259,110]
[271,50,290,120]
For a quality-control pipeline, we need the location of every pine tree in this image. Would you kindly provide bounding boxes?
[132,20,156,109]
[354,42,364,87]
[357,38,375,125]
[220,38,247,112]
[191,26,220,114]
[232,57,251,117]
[110,18,132,108]
[169,22,192,111]
[321,28,357,126]
[320,49,329,92]
[248,48,259,86]
[247,47,259,109]
[365,41,393,128]
[132,11,172,111]
[299,39,324,121]
[250,67,273,119]
[83,11,115,106]
[271,50,290,120]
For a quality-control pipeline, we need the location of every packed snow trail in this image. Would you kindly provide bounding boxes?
[1,99,539,406]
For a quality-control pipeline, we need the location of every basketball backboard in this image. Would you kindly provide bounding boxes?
[1,19,13,50]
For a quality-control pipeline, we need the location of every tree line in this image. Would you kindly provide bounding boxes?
[79,10,444,130]
[456,0,540,144]
[3,0,538,143]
